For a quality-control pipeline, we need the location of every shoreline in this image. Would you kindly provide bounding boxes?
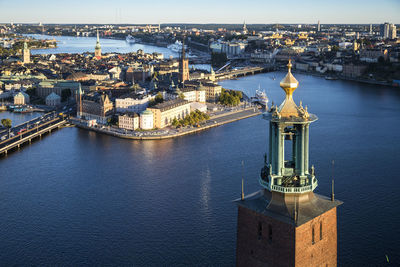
[71,108,262,140]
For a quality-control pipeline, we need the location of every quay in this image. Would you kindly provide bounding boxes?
[0,113,67,155]
[72,107,262,140]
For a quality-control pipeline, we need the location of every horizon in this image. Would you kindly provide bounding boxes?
[0,0,399,25]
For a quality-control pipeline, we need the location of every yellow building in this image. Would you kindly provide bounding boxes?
[148,99,191,129]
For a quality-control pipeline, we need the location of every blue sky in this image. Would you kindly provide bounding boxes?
[0,0,399,24]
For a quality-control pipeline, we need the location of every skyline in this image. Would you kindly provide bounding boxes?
[0,0,399,25]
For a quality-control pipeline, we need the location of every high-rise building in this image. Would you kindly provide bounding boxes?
[23,41,30,64]
[317,20,321,32]
[95,30,101,58]
[380,22,390,39]
[178,38,189,84]
[389,24,397,39]
[369,23,373,34]
[76,83,83,118]
[236,60,342,267]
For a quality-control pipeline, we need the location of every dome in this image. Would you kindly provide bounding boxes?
[279,59,299,97]
[141,109,153,116]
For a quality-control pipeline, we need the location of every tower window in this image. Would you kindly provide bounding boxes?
[258,222,262,240]
[320,222,323,240]
[312,226,315,244]
[268,224,272,241]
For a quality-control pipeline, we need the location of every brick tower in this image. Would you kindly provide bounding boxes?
[178,37,189,83]
[236,60,342,267]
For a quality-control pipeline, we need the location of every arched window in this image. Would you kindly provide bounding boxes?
[320,222,323,240]
[312,226,315,244]
[268,224,272,241]
[258,222,262,240]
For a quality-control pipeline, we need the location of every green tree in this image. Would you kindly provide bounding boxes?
[61,89,72,102]
[1,118,12,128]
[211,52,228,68]
[155,92,164,104]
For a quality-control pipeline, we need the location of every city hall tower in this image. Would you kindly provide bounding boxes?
[236,60,342,267]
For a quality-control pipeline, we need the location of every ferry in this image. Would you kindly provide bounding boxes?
[167,40,186,53]
[126,35,136,44]
[251,88,269,107]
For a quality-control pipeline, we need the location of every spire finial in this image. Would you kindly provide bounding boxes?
[287,58,292,71]
[331,160,335,201]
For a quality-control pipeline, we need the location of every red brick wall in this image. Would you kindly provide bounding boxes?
[236,206,295,267]
[295,208,337,267]
[236,206,338,267]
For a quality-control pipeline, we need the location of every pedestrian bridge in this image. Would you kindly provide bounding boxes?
[0,115,67,155]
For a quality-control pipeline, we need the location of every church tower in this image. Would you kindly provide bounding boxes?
[94,30,101,58]
[23,41,30,64]
[76,83,83,118]
[178,37,189,84]
[236,60,342,267]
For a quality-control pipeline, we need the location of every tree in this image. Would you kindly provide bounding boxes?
[1,118,12,128]
[61,89,72,102]
[155,92,164,104]
[211,52,228,68]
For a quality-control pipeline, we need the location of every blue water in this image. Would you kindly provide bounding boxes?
[0,73,399,266]
[26,34,179,58]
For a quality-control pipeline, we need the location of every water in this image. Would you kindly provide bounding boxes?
[1,73,400,266]
[26,34,179,58]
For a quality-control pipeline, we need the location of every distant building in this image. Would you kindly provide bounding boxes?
[342,63,367,78]
[37,80,80,99]
[118,112,139,130]
[80,92,113,124]
[389,24,397,39]
[181,87,206,103]
[359,49,388,63]
[179,38,189,83]
[380,22,390,39]
[45,92,61,106]
[148,98,190,129]
[220,40,247,56]
[317,20,321,32]
[140,109,154,130]
[23,41,30,64]
[14,91,29,105]
[115,93,154,113]
[95,30,101,58]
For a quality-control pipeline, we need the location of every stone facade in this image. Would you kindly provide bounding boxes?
[148,99,190,129]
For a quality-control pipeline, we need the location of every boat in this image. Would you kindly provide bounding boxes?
[251,87,269,107]
[167,40,187,53]
[325,75,338,80]
[126,35,136,44]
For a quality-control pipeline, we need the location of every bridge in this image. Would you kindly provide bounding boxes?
[0,112,67,155]
[215,66,266,80]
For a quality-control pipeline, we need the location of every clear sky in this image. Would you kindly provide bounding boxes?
[0,0,399,24]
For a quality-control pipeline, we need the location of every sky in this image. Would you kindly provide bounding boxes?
[0,0,399,25]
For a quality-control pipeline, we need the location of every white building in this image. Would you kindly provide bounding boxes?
[181,88,206,103]
[140,109,154,130]
[190,102,207,113]
[118,113,139,131]
[45,92,61,106]
[115,93,154,113]
[14,92,29,105]
[220,40,247,56]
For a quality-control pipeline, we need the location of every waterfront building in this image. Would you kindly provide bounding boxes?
[45,92,61,106]
[140,109,154,130]
[22,41,30,64]
[342,63,367,78]
[13,91,29,105]
[118,112,139,130]
[181,87,206,103]
[178,38,189,83]
[115,93,154,113]
[185,81,222,102]
[95,30,101,58]
[80,92,113,124]
[76,83,83,118]
[147,98,190,129]
[236,60,342,266]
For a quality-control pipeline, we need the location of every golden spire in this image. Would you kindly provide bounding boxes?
[279,59,299,98]
[276,59,304,118]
